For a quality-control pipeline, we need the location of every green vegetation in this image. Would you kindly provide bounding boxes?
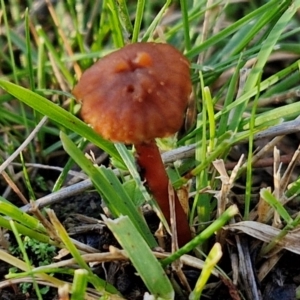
[1,0,300,299]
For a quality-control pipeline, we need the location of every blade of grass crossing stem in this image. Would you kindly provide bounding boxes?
[47,209,119,295]
[114,143,152,202]
[228,1,300,131]
[189,243,222,300]
[10,220,43,300]
[162,205,238,267]
[104,215,174,299]
[101,166,157,246]
[60,132,157,248]
[114,143,170,232]
[71,269,89,300]
[0,80,121,162]
[0,249,34,274]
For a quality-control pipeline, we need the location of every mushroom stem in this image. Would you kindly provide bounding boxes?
[135,141,191,246]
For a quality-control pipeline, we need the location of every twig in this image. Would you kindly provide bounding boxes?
[20,178,93,213]
[225,153,296,170]
[0,116,48,174]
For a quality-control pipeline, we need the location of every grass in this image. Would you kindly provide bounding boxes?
[1,0,300,299]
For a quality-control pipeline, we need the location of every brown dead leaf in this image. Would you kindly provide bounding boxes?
[225,221,300,255]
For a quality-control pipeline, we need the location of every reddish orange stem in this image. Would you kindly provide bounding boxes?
[135,141,191,246]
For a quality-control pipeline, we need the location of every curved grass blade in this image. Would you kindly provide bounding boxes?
[104,215,174,300]
[189,243,222,300]
[0,80,121,162]
[60,131,157,248]
[47,209,119,295]
[0,197,46,233]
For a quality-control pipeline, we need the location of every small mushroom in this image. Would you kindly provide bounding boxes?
[73,42,192,246]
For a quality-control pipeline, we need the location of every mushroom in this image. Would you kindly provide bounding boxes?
[73,42,192,246]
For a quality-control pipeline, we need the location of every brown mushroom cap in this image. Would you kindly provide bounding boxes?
[73,42,192,144]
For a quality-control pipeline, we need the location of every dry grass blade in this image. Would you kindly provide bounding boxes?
[213,155,244,217]
[226,221,300,255]
[235,235,262,300]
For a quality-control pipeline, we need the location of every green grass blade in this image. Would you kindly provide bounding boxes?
[179,0,191,51]
[71,269,89,300]
[116,0,133,38]
[162,205,238,267]
[47,209,119,295]
[0,249,67,288]
[132,0,145,43]
[104,215,174,299]
[242,101,300,130]
[229,0,300,131]
[36,25,73,85]
[114,143,152,202]
[0,80,121,161]
[0,214,59,246]
[25,9,35,91]
[260,188,293,224]
[186,0,285,59]
[60,131,157,248]
[141,0,172,42]
[189,243,222,300]
[106,0,125,47]
[0,197,45,233]
[10,221,43,300]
